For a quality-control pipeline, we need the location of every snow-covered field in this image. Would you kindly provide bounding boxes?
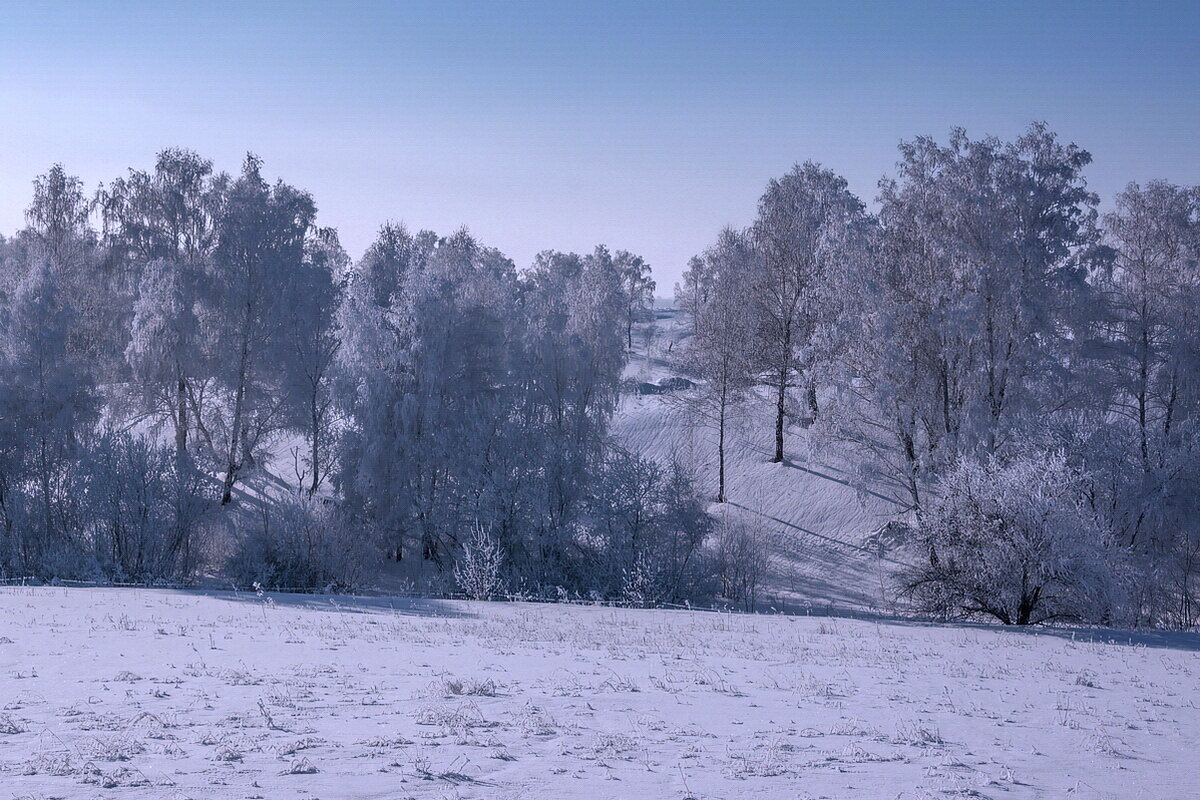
[2,586,1196,799]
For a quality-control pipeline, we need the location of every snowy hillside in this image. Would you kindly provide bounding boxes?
[614,305,907,613]
[1,586,1195,800]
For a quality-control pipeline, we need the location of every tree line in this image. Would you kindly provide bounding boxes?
[1,151,721,604]
[3,122,1198,627]
[680,123,1200,628]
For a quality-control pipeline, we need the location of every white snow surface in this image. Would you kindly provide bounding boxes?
[1,585,1197,799]
[616,308,906,613]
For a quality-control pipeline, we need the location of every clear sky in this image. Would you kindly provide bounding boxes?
[1,0,1197,289]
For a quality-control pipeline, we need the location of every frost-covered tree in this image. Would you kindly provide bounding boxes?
[336,223,430,553]
[0,264,98,576]
[126,258,204,460]
[903,452,1114,625]
[26,164,91,269]
[351,221,436,308]
[338,234,635,590]
[521,246,627,567]
[339,228,521,564]
[97,149,217,266]
[280,227,346,495]
[1075,180,1200,626]
[751,162,867,462]
[392,231,518,563]
[827,124,1103,507]
[205,155,317,503]
[1098,182,1200,479]
[678,228,759,503]
[615,250,655,351]
[23,165,116,372]
[105,150,220,456]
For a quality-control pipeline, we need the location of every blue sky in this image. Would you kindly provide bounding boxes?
[1,1,1197,288]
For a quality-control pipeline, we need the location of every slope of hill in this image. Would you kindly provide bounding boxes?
[614,305,907,613]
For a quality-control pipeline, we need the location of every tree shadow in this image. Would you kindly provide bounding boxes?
[740,597,1200,653]
[726,500,915,569]
[829,614,1200,653]
[761,456,911,510]
[977,620,1200,653]
[190,588,477,619]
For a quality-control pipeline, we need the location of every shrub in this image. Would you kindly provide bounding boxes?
[902,452,1114,625]
[712,519,769,611]
[585,448,712,603]
[620,554,662,607]
[227,496,367,592]
[83,428,213,583]
[0,427,213,583]
[453,525,505,600]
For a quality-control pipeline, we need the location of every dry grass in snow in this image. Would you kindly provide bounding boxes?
[1,586,1197,799]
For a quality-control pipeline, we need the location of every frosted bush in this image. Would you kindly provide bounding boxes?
[453,525,504,600]
[902,452,1115,625]
[620,555,661,607]
[712,519,769,611]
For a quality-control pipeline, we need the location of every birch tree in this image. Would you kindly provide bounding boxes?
[1081,181,1200,625]
[1099,182,1200,480]
[105,150,217,462]
[678,228,758,503]
[751,162,866,463]
[616,250,655,351]
[25,165,113,370]
[829,125,1103,507]
[207,155,316,504]
[280,227,346,495]
[0,264,98,574]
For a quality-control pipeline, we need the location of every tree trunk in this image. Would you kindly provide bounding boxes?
[1138,313,1149,468]
[717,395,727,503]
[773,375,786,463]
[308,393,321,496]
[221,332,251,505]
[39,434,53,550]
[175,375,189,460]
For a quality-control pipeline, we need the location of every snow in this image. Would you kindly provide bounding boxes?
[2,585,1196,799]
[616,307,906,613]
